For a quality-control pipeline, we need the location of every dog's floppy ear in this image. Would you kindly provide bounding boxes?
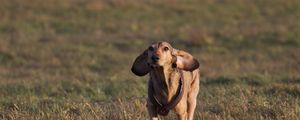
[172,49,199,71]
[131,50,151,76]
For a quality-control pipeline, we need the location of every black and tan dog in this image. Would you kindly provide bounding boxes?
[131,42,200,120]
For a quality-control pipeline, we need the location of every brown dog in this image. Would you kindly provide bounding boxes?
[131,42,200,120]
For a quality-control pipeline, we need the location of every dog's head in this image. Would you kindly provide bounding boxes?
[131,41,199,76]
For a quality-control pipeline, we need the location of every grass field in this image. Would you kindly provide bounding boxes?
[0,0,300,119]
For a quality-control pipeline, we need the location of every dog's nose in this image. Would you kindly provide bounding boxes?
[151,55,159,62]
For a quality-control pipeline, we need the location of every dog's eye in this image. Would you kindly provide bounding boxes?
[163,47,169,51]
[148,46,154,51]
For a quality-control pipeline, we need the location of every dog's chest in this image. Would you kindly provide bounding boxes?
[150,70,181,104]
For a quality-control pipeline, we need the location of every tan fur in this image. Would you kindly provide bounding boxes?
[132,42,200,120]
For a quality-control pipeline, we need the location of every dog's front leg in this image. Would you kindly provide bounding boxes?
[175,100,188,120]
[176,112,187,120]
[147,99,159,120]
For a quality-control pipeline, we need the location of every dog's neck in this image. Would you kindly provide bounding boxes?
[150,65,181,104]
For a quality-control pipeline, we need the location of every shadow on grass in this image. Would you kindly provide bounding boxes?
[279,78,300,84]
[240,77,268,86]
[203,104,224,116]
[248,105,279,120]
[0,51,13,64]
[265,85,300,97]
[201,77,236,86]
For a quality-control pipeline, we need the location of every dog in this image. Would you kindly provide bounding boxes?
[131,42,200,120]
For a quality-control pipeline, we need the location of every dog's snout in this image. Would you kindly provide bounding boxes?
[151,55,159,62]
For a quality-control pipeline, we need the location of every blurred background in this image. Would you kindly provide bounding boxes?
[0,0,300,119]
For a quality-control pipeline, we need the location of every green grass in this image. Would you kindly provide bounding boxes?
[0,0,300,119]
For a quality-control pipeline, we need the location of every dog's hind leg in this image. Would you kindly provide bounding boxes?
[187,73,199,120]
